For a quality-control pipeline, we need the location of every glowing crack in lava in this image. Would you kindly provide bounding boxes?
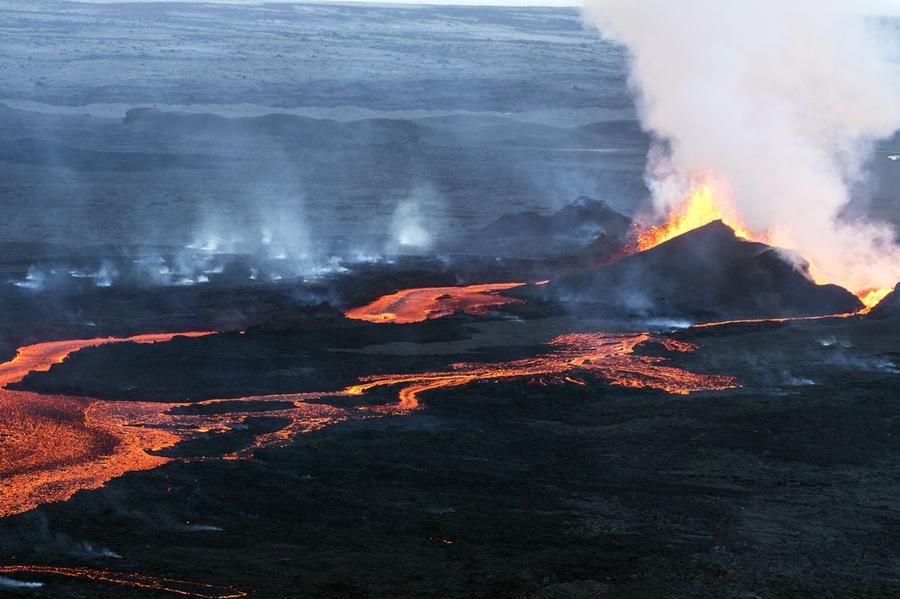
[690,312,855,329]
[0,566,246,598]
[346,332,738,410]
[688,288,891,327]
[344,282,527,323]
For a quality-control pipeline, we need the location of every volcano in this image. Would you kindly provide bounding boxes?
[547,220,863,319]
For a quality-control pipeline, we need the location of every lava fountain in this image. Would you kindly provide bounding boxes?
[627,177,894,311]
[857,287,893,312]
[628,177,761,253]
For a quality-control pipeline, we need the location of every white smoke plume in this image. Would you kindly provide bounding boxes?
[582,0,900,294]
[0,576,42,589]
[391,200,430,249]
[387,183,446,253]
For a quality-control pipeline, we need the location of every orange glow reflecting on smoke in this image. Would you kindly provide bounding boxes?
[857,287,892,312]
[630,178,762,252]
[630,175,900,305]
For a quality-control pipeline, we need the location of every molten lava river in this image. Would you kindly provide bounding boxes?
[0,286,738,595]
[344,282,527,323]
[0,320,736,519]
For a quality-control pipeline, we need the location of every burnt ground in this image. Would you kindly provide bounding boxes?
[0,249,463,361]
[1,311,900,598]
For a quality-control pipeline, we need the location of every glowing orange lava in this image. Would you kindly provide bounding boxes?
[629,179,760,252]
[0,326,736,520]
[0,330,352,519]
[0,332,212,519]
[345,331,738,410]
[690,312,857,329]
[627,179,900,311]
[857,287,892,313]
[0,289,740,599]
[344,282,527,323]
[0,566,246,598]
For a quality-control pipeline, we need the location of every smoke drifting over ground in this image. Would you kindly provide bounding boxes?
[388,184,446,253]
[582,0,900,293]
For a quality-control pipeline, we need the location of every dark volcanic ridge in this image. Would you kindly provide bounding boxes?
[454,196,632,258]
[445,200,886,323]
[539,220,864,320]
[120,107,645,151]
[0,180,888,340]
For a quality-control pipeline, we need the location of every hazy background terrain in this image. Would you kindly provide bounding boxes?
[0,0,643,255]
[0,0,895,257]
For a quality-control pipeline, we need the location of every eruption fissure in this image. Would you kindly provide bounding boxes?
[0,566,246,598]
[627,179,760,253]
[583,0,900,296]
[858,287,894,312]
[624,179,892,311]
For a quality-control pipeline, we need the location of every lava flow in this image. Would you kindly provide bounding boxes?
[344,282,527,323]
[0,332,212,518]
[690,313,856,329]
[0,566,246,598]
[0,325,737,521]
[0,325,736,596]
[0,329,356,519]
[346,332,738,410]
[689,292,889,328]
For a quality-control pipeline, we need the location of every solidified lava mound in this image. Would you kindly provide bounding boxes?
[867,283,900,319]
[480,197,631,239]
[459,197,632,258]
[578,231,628,264]
[546,220,863,319]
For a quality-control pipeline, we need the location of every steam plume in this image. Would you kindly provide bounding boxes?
[387,183,446,253]
[582,0,900,293]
